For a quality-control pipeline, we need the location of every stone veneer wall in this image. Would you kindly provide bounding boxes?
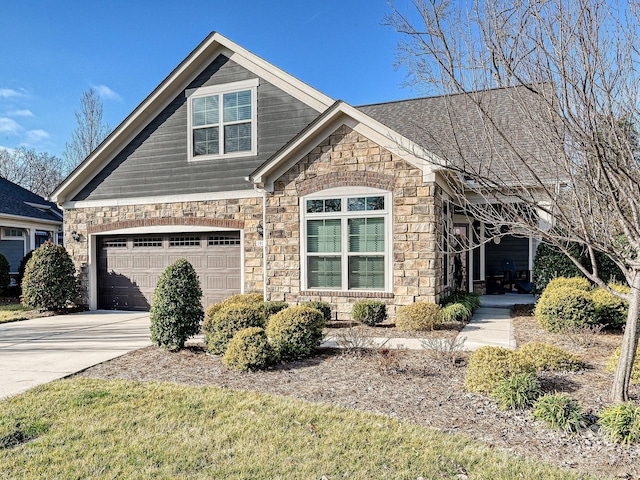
[63,198,264,306]
[265,125,443,320]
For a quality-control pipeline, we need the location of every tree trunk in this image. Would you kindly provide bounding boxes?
[611,270,640,402]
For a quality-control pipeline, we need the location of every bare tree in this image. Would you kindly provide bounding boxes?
[387,0,640,401]
[0,147,64,197]
[62,87,111,174]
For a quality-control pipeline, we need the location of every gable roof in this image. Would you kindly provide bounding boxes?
[0,177,63,224]
[50,32,334,204]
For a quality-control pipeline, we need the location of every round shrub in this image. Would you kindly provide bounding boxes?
[517,342,584,372]
[301,300,332,322]
[222,327,277,371]
[395,302,442,331]
[465,346,534,394]
[352,300,387,326]
[203,293,265,334]
[491,372,541,410]
[598,402,640,444]
[22,242,78,311]
[535,286,597,333]
[592,284,629,329]
[533,394,587,433]
[439,302,472,323]
[150,258,204,350]
[606,347,640,384]
[266,306,325,360]
[0,253,9,294]
[542,276,591,295]
[262,301,289,320]
[204,303,265,355]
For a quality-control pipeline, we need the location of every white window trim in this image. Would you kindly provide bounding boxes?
[186,78,259,162]
[1,228,24,240]
[300,187,392,293]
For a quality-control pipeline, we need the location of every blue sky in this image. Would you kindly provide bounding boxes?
[0,0,417,158]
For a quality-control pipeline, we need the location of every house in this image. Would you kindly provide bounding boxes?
[50,32,540,316]
[0,177,63,277]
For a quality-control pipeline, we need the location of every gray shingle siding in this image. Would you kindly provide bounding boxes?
[73,55,321,201]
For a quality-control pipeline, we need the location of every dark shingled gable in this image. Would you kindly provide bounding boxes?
[357,84,562,186]
[0,177,62,222]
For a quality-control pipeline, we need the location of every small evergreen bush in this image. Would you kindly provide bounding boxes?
[0,253,9,294]
[395,302,442,331]
[592,284,629,329]
[203,293,265,334]
[222,327,277,371]
[606,347,640,384]
[542,276,591,294]
[535,286,597,332]
[439,302,472,323]
[22,242,78,311]
[492,372,542,410]
[442,291,480,311]
[465,346,534,394]
[352,300,387,326]
[301,300,332,322]
[204,303,265,355]
[149,258,204,350]
[266,306,325,359]
[517,342,584,372]
[598,402,640,444]
[533,394,587,433]
[532,242,584,294]
[262,301,289,320]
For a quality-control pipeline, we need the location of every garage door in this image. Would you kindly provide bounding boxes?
[97,232,241,311]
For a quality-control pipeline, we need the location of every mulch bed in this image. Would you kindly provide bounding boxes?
[77,306,640,479]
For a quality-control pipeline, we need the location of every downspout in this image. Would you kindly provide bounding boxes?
[262,189,267,300]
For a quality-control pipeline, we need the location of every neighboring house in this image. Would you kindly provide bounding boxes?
[50,32,539,316]
[0,177,63,277]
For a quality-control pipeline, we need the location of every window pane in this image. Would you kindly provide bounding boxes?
[365,196,385,210]
[223,90,252,122]
[348,196,385,211]
[224,123,252,153]
[193,95,218,126]
[348,218,384,252]
[306,199,324,213]
[349,256,384,289]
[308,256,342,289]
[194,127,219,156]
[347,197,366,211]
[307,219,341,253]
[324,198,342,212]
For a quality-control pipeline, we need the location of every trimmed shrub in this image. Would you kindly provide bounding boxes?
[592,284,629,329]
[492,372,542,410]
[262,301,289,320]
[606,347,640,384]
[517,342,584,372]
[149,258,204,350]
[395,302,442,331]
[542,276,591,295]
[301,300,332,322]
[222,327,277,371]
[533,394,587,433]
[598,402,640,444]
[204,303,265,355]
[0,253,9,294]
[352,300,387,326]
[439,302,472,323]
[203,293,265,334]
[22,242,78,311]
[266,306,325,359]
[535,286,597,333]
[465,346,534,394]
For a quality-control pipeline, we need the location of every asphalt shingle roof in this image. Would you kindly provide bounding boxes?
[0,177,63,223]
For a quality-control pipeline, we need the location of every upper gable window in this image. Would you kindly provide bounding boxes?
[186,78,258,161]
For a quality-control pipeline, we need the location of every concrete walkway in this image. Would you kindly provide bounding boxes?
[0,311,151,399]
[457,293,537,351]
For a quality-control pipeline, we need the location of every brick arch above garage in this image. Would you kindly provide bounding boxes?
[87,217,244,234]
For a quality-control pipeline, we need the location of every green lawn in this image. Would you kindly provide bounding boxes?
[0,378,592,479]
[0,304,37,324]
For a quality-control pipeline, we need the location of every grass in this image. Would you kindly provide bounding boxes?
[0,378,592,479]
[0,304,38,324]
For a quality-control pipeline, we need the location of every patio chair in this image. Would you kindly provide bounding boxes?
[502,259,533,293]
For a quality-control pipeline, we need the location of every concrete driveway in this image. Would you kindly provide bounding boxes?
[0,311,152,399]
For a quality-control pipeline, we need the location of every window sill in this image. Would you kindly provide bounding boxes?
[300,290,394,299]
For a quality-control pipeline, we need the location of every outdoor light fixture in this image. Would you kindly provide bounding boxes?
[71,231,81,242]
[257,223,264,238]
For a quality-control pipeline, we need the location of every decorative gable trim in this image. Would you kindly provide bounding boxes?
[249,101,443,192]
[50,32,334,205]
